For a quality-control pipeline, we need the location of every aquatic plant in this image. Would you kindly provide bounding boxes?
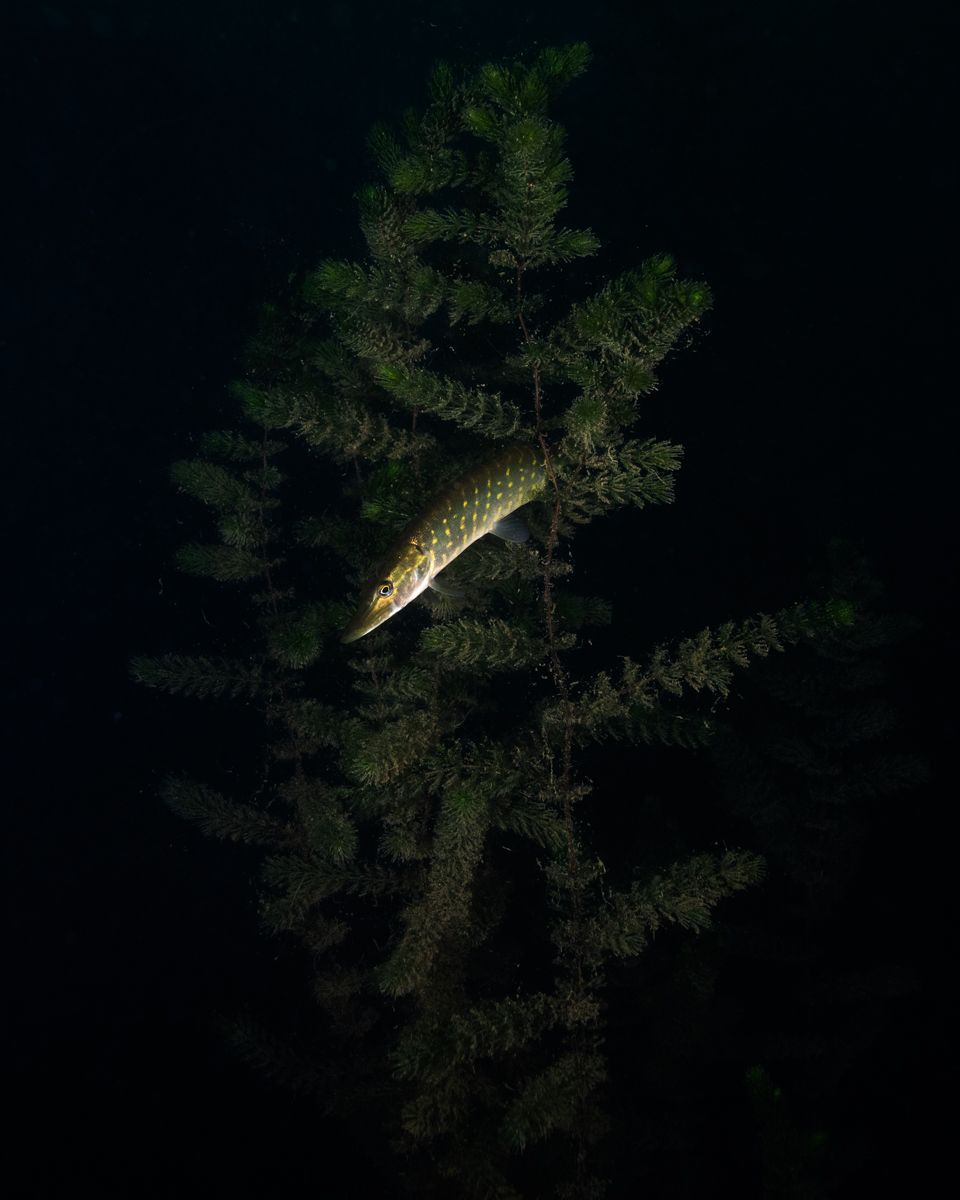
[132,44,851,1197]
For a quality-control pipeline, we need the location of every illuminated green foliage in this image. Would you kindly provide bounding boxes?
[131,43,847,1199]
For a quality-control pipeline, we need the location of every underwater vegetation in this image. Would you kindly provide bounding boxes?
[131,43,894,1198]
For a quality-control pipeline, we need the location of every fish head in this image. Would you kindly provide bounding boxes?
[340,538,431,644]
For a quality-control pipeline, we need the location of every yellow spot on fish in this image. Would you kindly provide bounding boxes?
[507,481,513,488]
[472,511,477,523]
[485,501,491,510]
[459,517,466,530]
[505,467,510,477]
[432,536,438,545]
[463,500,468,508]
[496,491,503,499]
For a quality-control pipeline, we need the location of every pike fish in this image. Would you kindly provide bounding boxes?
[341,443,548,643]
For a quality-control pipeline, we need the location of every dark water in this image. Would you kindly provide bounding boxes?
[7,0,955,1194]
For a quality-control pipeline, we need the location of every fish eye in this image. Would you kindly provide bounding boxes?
[377,580,394,597]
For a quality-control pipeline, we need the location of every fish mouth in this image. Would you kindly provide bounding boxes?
[340,573,427,644]
[340,605,391,644]
[340,617,372,644]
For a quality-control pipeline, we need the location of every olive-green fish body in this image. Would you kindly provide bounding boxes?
[341,444,547,643]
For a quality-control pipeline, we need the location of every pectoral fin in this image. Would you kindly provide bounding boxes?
[491,511,530,543]
[428,572,466,600]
